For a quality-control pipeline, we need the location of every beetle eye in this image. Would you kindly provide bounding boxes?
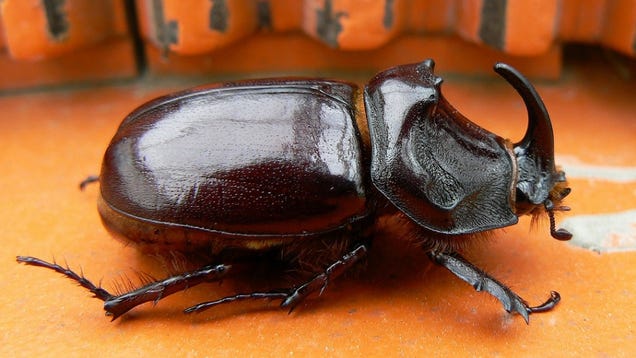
[516,188,529,203]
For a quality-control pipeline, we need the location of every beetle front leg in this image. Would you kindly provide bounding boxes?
[427,251,560,323]
[184,244,368,315]
[17,256,230,320]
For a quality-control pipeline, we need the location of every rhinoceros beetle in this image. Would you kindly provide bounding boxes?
[17,59,571,323]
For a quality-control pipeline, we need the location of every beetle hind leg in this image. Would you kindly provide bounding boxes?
[17,255,230,320]
[102,263,230,320]
[427,251,560,323]
[184,244,368,315]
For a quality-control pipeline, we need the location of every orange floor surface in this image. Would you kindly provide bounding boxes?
[1,54,634,356]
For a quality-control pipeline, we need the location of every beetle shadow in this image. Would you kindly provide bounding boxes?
[356,224,529,334]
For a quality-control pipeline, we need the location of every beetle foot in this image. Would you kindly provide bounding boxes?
[184,244,368,315]
[428,251,560,323]
[17,256,113,301]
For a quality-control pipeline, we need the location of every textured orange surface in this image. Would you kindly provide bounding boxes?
[1,55,634,356]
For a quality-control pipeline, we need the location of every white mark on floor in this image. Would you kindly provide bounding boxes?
[561,210,636,253]
[556,156,636,183]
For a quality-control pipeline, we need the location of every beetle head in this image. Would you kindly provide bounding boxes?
[495,63,572,240]
[365,59,571,239]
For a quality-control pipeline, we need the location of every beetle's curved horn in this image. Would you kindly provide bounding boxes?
[495,63,559,204]
[494,63,554,160]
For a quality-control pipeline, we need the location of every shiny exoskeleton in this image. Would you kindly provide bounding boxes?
[17,60,572,323]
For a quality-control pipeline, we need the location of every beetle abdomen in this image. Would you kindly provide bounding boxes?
[99,80,369,242]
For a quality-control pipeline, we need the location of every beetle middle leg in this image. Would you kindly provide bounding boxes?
[184,244,368,314]
[427,251,560,323]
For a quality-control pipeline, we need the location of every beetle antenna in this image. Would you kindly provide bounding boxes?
[544,200,572,241]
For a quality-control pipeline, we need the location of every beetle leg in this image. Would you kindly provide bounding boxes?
[16,256,113,301]
[17,255,230,320]
[280,244,368,312]
[101,264,230,320]
[183,291,290,314]
[184,244,368,315]
[427,251,560,323]
[78,175,99,191]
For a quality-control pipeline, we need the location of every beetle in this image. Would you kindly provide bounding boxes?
[17,59,571,323]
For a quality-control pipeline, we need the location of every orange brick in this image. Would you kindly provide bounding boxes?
[136,0,261,55]
[504,0,558,55]
[558,0,607,42]
[601,0,636,55]
[302,0,405,50]
[1,0,124,60]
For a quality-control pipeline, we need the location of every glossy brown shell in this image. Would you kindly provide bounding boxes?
[98,79,370,251]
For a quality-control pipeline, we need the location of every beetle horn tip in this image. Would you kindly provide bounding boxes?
[493,62,509,73]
